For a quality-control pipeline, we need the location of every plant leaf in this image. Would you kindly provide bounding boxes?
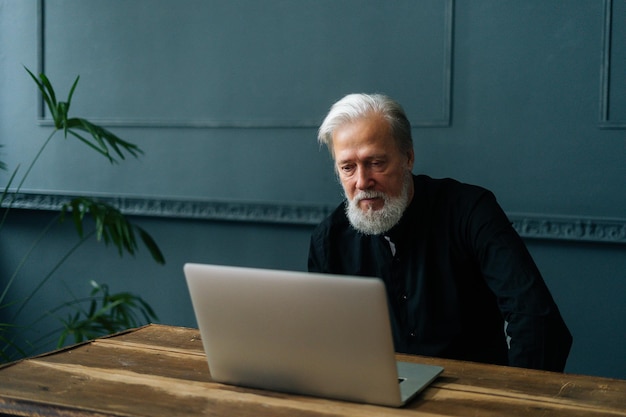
[66,118,143,163]
[138,227,166,264]
[38,73,58,110]
[66,75,80,113]
[24,67,59,124]
[61,198,163,262]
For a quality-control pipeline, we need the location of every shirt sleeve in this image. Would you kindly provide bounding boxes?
[308,234,324,273]
[308,217,334,274]
[465,190,572,372]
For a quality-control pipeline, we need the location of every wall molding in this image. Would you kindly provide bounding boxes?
[599,0,626,129]
[508,213,626,245]
[3,191,626,244]
[2,191,332,226]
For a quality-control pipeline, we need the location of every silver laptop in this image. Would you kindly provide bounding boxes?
[183,263,443,407]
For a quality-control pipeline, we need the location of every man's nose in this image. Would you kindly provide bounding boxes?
[355,166,374,190]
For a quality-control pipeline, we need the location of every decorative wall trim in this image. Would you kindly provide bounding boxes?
[3,192,626,244]
[599,0,626,129]
[2,191,332,226]
[509,213,626,245]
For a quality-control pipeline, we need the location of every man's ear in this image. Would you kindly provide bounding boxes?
[406,148,415,170]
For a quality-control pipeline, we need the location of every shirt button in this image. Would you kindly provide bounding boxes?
[400,294,408,301]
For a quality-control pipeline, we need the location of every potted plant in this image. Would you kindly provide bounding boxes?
[0,68,165,362]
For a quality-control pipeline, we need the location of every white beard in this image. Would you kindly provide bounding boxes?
[344,171,413,235]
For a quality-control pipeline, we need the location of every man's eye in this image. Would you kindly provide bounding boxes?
[340,165,355,173]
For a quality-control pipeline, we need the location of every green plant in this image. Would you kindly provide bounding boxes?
[0,68,165,362]
[57,280,158,347]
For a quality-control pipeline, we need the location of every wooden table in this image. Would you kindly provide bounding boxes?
[0,324,624,416]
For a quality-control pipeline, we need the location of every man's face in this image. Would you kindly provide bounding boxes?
[332,114,414,234]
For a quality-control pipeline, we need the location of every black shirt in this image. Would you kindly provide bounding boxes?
[308,175,572,371]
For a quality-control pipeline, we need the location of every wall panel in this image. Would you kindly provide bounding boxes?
[40,0,452,128]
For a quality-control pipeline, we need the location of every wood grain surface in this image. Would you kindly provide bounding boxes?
[1,324,624,416]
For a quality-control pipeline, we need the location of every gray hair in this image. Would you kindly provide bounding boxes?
[317,93,413,156]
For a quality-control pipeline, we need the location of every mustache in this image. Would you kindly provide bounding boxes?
[351,190,387,203]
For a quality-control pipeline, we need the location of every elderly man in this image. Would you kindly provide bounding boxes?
[308,93,572,371]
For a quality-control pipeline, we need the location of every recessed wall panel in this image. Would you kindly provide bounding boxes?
[41,0,452,128]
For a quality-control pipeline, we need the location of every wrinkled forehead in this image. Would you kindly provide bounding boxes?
[330,115,400,158]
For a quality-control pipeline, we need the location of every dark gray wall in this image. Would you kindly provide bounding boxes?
[1,1,625,379]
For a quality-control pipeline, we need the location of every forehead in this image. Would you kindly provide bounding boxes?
[331,115,399,160]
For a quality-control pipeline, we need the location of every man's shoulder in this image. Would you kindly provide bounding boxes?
[414,175,491,200]
[310,201,357,244]
[314,202,349,232]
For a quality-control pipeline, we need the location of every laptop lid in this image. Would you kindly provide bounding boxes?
[183,263,443,407]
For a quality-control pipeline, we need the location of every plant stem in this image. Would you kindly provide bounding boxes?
[0,214,60,308]
[16,129,59,192]
[0,129,58,231]
[5,220,95,324]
